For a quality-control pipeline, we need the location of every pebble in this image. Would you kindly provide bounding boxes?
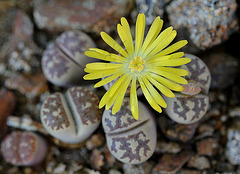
[123,162,154,174]
[90,149,104,170]
[4,72,49,99]
[187,155,211,170]
[13,10,33,40]
[197,138,218,156]
[135,0,170,25]
[33,0,134,33]
[167,0,238,49]
[155,141,181,154]
[0,89,15,140]
[225,119,240,165]
[158,116,199,142]
[202,51,239,89]
[152,151,191,174]
[86,134,105,150]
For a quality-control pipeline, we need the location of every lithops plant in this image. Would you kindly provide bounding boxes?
[1,131,47,166]
[42,30,96,87]
[41,87,102,144]
[164,53,211,124]
[102,98,156,164]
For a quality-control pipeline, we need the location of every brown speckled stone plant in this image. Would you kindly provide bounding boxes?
[40,87,102,144]
[164,54,211,124]
[1,131,47,166]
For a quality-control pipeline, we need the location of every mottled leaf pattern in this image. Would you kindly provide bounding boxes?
[111,131,151,162]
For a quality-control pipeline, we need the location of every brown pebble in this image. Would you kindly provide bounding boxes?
[86,134,105,150]
[0,89,15,139]
[90,149,104,170]
[152,151,191,174]
[5,73,49,98]
[197,138,218,156]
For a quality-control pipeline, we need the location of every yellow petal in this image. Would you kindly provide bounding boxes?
[149,73,184,91]
[143,27,173,58]
[148,51,184,61]
[170,52,185,59]
[148,55,172,63]
[141,75,167,108]
[141,16,163,54]
[108,74,129,97]
[155,40,188,57]
[145,74,175,98]
[100,32,128,57]
[135,13,145,55]
[86,62,122,70]
[99,89,111,108]
[138,76,162,113]
[83,69,120,80]
[150,67,188,76]
[118,17,134,54]
[112,76,132,114]
[130,76,138,120]
[149,70,188,84]
[152,58,191,66]
[85,50,125,63]
[147,30,177,58]
[94,72,124,88]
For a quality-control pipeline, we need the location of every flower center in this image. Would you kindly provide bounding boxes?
[128,56,146,73]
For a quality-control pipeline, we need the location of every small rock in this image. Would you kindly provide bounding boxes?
[197,124,214,136]
[167,0,238,49]
[225,119,240,165]
[197,138,218,156]
[86,134,105,150]
[33,0,134,33]
[103,146,116,167]
[155,141,181,154]
[5,72,49,98]
[123,162,154,174]
[13,10,33,40]
[187,155,210,170]
[178,169,201,174]
[152,151,191,174]
[109,169,121,174]
[0,89,15,139]
[135,0,170,25]
[229,107,240,118]
[202,51,239,89]
[90,149,104,171]
[158,116,199,142]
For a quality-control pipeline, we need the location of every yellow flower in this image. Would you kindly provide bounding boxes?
[84,13,191,120]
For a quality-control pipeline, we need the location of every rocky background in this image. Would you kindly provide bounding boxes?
[0,0,240,173]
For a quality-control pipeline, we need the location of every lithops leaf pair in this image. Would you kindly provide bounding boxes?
[42,30,96,87]
[41,87,102,144]
[164,53,211,124]
[1,131,47,166]
[102,98,157,164]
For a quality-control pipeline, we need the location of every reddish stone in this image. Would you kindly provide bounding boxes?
[197,138,218,156]
[152,151,192,174]
[33,0,134,33]
[4,73,49,98]
[0,89,15,139]
[13,10,33,40]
